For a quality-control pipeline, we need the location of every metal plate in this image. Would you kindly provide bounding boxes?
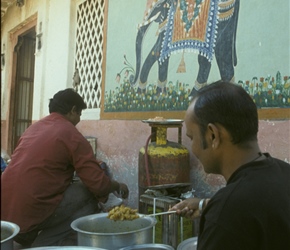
[147,183,192,190]
[177,237,198,250]
[120,244,174,250]
[24,248,107,250]
[142,119,184,125]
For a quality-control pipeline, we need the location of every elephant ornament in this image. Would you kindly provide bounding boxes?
[131,0,240,97]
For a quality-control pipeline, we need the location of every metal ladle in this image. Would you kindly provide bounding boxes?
[140,210,177,217]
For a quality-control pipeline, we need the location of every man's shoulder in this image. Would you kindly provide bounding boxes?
[27,113,82,140]
[210,157,290,212]
[230,155,290,185]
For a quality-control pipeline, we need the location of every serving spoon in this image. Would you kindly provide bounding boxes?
[140,210,177,217]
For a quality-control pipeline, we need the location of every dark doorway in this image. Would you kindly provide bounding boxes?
[9,28,36,152]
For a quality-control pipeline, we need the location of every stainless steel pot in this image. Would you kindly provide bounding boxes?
[119,243,174,249]
[71,213,157,250]
[23,247,107,250]
[1,220,20,250]
[177,237,198,250]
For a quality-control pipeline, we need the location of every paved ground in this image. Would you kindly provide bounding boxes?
[14,241,23,249]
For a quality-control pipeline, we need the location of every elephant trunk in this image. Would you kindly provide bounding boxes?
[131,23,151,86]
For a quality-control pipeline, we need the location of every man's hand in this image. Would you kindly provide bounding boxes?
[169,197,204,220]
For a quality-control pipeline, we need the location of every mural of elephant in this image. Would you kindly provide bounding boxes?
[131,0,240,96]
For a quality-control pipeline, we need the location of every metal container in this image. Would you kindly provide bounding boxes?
[139,120,190,191]
[1,221,20,250]
[177,237,198,250]
[71,213,157,250]
[119,243,174,249]
[24,247,106,250]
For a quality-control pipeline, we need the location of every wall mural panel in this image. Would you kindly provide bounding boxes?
[101,0,290,119]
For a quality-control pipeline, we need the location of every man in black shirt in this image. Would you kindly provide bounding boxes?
[170,81,290,249]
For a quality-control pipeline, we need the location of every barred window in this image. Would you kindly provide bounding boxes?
[74,0,105,109]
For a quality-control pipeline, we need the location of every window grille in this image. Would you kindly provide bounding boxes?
[74,0,105,109]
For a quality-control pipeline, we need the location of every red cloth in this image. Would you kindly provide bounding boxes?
[1,113,111,233]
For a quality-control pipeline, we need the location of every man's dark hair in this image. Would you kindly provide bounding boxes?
[192,81,258,147]
[49,88,87,114]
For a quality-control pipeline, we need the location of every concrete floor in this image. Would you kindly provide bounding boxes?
[13,241,23,249]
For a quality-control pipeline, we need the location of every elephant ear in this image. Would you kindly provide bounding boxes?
[142,0,168,23]
[218,0,235,21]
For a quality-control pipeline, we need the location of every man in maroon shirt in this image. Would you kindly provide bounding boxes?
[1,88,129,247]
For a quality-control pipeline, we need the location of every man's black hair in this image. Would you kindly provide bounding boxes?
[49,88,87,115]
[192,81,258,148]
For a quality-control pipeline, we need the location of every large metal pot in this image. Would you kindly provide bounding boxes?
[24,247,107,250]
[119,243,174,249]
[1,221,20,250]
[71,213,157,250]
[177,237,198,250]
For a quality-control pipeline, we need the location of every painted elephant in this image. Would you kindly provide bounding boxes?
[131,0,240,96]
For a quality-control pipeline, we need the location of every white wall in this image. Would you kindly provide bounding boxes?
[236,0,290,80]
[1,0,77,121]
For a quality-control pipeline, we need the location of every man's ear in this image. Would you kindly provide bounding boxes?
[71,105,77,114]
[207,123,221,149]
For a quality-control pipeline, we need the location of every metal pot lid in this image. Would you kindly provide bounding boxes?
[177,237,198,250]
[71,213,157,235]
[147,183,192,190]
[142,119,184,125]
[1,220,20,243]
[120,244,174,250]
[23,248,107,250]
